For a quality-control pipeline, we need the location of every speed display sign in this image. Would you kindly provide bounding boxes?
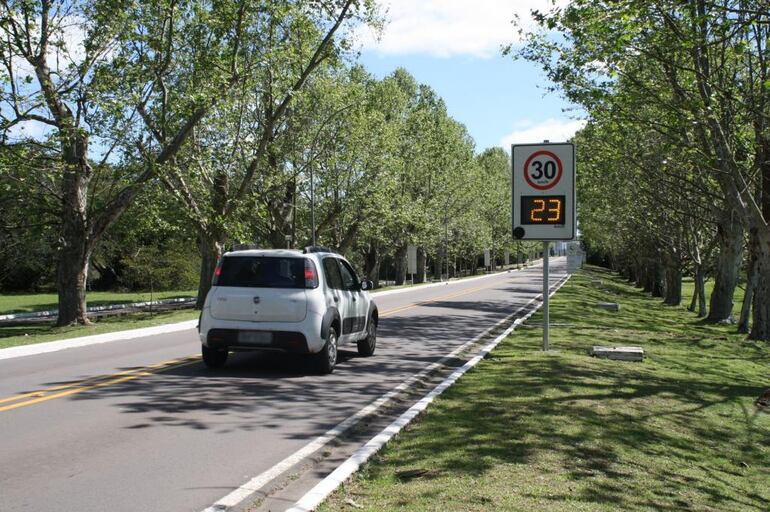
[512,142,575,241]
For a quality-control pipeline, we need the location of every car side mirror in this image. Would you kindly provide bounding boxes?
[360,279,374,291]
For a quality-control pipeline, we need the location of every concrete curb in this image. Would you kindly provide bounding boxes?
[286,274,571,512]
[371,259,543,298]
[0,320,198,361]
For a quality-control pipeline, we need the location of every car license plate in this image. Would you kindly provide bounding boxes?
[237,331,272,345]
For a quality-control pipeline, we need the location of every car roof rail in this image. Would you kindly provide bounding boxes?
[232,243,260,251]
[303,246,336,254]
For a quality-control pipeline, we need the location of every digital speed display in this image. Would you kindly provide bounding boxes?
[520,195,565,225]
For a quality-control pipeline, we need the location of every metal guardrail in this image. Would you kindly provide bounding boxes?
[0,297,197,326]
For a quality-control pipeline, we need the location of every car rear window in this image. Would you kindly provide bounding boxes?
[216,256,305,288]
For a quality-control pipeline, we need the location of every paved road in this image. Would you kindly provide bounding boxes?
[0,258,566,512]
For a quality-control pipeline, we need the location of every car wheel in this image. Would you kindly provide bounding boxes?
[357,316,376,357]
[202,344,228,368]
[315,327,338,374]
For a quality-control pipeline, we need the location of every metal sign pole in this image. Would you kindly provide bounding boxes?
[543,241,549,351]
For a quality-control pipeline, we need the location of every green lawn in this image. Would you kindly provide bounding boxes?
[320,266,770,512]
[682,276,746,318]
[0,289,197,315]
[0,309,199,350]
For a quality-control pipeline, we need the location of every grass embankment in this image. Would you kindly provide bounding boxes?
[321,266,770,511]
[0,289,197,315]
[0,309,199,350]
[0,289,199,350]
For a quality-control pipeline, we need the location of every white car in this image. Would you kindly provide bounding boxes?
[198,247,378,373]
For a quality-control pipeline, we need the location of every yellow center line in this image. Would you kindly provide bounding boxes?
[0,356,193,406]
[0,356,200,413]
[1,275,513,413]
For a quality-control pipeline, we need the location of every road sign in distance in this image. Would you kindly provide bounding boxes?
[512,142,575,241]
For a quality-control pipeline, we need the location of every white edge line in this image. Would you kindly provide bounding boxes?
[370,259,545,298]
[200,270,568,512]
[285,274,571,512]
[0,320,198,361]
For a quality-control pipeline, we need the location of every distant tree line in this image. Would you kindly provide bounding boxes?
[1,0,540,325]
[515,0,770,340]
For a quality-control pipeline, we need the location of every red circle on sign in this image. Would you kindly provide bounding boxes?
[524,150,563,190]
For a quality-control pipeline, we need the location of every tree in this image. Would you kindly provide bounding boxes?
[136,1,380,306]
[0,0,259,324]
[514,0,770,338]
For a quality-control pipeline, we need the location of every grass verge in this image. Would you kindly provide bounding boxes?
[320,265,770,512]
[0,289,197,315]
[0,309,198,350]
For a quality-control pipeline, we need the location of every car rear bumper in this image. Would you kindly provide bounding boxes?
[199,310,325,353]
[205,328,310,353]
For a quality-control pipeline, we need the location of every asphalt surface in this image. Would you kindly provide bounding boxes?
[0,258,566,512]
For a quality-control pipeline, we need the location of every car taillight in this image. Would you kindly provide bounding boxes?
[212,259,223,285]
[305,260,318,288]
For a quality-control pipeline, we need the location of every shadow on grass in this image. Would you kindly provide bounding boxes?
[355,266,770,511]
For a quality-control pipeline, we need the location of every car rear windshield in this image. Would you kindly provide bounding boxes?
[216,256,305,289]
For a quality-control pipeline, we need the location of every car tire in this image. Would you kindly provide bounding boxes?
[357,316,376,357]
[315,327,338,374]
[202,344,228,368]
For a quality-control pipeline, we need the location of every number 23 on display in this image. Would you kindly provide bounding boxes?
[530,198,561,222]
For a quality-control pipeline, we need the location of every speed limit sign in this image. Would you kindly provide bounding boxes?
[512,142,575,241]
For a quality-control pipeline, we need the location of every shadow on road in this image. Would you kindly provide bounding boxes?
[32,274,566,436]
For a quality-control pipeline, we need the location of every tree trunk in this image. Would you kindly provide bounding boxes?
[394,246,407,285]
[635,263,645,288]
[56,132,93,326]
[663,265,682,306]
[196,233,224,309]
[56,243,91,326]
[695,267,707,317]
[362,241,380,287]
[749,226,770,340]
[415,247,426,283]
[651,261,664,298]
[707,209,743,322]
[433,250,443,280]
[643,262,654,293]
[688,275,698,312]
[738,247,757,334]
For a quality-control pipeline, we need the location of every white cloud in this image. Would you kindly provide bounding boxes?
[500,118,586,147]
[357,0,566,58]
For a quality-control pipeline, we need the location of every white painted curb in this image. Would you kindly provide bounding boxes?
[371,259,544,298]
[199,289,549,512]
[286,274,571,512]
[0,320,198,361]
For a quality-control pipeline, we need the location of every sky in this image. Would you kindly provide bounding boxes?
[354,0,585,153]
[7,0,585,154]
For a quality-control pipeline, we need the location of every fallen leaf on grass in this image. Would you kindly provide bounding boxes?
[395,468,442,482]
[345,498,364,509]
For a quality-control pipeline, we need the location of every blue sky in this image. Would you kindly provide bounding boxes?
[355,0,584,153]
